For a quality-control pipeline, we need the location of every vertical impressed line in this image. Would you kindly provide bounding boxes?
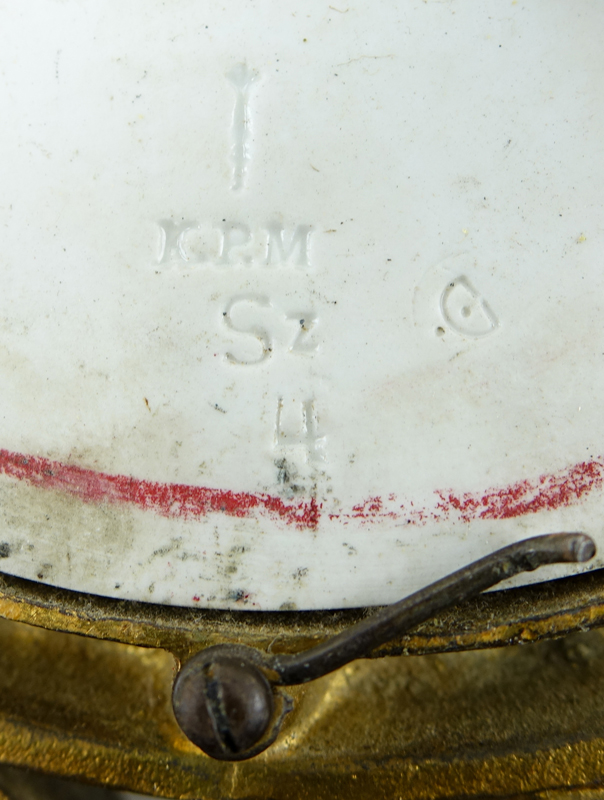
[226,63,258,191]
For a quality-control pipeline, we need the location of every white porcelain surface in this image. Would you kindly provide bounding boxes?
[0,1,602,609]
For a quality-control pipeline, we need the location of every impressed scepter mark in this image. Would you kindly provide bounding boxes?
[226,63,258,191]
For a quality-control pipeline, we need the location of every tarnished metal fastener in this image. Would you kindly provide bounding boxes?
[171,648,275,760]
[172,532,596,761]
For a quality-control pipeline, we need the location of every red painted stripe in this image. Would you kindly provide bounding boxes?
[434,458,604,523]
[0,448,320,530]
[331,458,604,526]
[0,447,600,531]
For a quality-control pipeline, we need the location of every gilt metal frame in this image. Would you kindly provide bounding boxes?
[1,567,604,797]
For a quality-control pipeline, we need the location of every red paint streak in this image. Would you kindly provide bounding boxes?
[434,458,604,523]
[0,446,601,531]
[350,495,397,520]
[0,448,320,530]
[332,459,604,527]
[352,496,382,516]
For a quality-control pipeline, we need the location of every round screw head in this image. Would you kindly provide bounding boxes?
[172,648,274,761]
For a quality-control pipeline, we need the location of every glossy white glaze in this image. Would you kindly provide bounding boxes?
[0,1,602,609]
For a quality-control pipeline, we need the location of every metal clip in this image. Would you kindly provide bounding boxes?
[172,533,595,761]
